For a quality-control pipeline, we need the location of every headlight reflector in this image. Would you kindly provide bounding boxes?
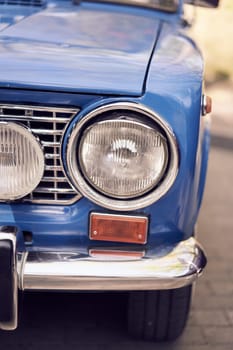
[0,122,44,200]
[79,119,168,198]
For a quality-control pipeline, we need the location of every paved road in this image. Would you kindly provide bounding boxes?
[0,85,232,349]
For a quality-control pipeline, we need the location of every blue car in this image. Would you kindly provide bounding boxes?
[0,0,218,341]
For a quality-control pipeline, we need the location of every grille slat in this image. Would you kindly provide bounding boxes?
[45,154,60,159]
[42,141,60,147]
[0,115,71,123]
[31,129,64,135]
[34,187,77,194]
[45,165,63,171]
[0,105,82,205]
[43,177,67,182]
[0,105,78,113]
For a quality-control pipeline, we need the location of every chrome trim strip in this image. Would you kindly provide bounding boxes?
[19,237,206,291]
[31,129,63,135]
[45,154,60,159]
[45,165,63,171]
[24,197,81,205]
[0,226,18,331]
[0,105,78,114]
[34,187,76,194]
[42,141,60,147]
[0,115,71,123]
[66,102,179,211]
[43,176,67,182]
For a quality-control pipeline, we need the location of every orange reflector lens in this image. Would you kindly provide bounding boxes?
[206,96,212,114]
[89,249,145,260]
[89,213,148,244]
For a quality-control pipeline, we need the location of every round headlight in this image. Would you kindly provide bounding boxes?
[79,119,168,198]
[0,122,44,200]
[66,103,178,211]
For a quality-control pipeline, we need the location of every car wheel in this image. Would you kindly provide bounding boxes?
[127,285,192,341]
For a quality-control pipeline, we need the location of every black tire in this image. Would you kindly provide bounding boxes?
[127,285,192,342]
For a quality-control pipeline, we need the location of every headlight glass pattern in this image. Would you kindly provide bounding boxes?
[66,103,179,211]
[79,119,168,198]
[0,122,44,200]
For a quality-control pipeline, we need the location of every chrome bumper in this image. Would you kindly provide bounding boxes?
[18,237,206,291]
[0,225,207,330]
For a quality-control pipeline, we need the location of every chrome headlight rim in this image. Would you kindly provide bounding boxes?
[0,121,45,201]
[66,102,179,211]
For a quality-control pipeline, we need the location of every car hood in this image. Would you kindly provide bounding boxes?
[0,3,161,96]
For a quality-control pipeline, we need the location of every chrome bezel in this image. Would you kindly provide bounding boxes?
[66,102,179,211]
[0,121,45,200]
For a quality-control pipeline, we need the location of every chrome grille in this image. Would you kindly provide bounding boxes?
[0,105,82,205]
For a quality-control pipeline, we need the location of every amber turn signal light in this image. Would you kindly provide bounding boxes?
[89,213,148,244]
[202,95,212,115]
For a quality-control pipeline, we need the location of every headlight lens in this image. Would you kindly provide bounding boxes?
[79,119,168,198]
[66,103,179,211]
[0,122,44,200]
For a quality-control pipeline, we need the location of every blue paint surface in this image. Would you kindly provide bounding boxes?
[0,0,209,251]
[0,2,161,95]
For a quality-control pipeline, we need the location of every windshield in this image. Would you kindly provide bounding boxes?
[79,0,179,12]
